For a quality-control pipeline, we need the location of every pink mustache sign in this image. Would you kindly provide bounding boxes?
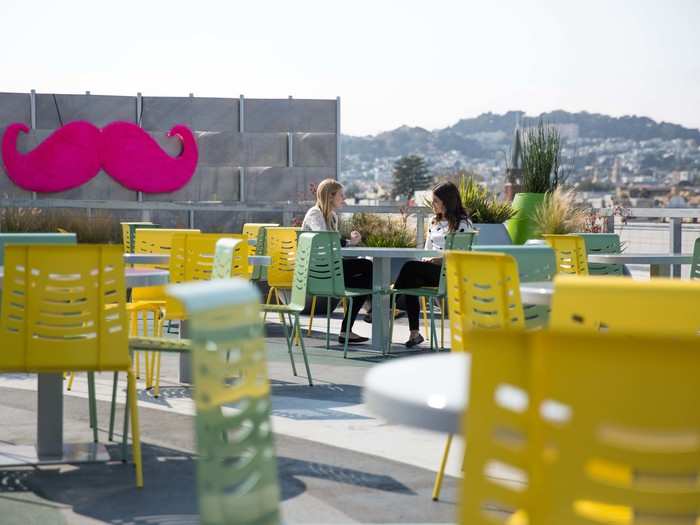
[1,121,198,193]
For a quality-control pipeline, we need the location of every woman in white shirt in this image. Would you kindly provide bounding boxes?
[393,181,472,347]
[301,179,372,344]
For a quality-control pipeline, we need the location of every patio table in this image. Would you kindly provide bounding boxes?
[587,253,692,277]
[364,353,468,433]
[123,253,271,267]
[519,281,554,306]
[340,247,440,353]
[0,266,169,466]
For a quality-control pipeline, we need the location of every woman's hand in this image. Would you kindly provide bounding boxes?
[349,230,362,246]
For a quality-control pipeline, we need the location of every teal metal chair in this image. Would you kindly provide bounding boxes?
[261,233,315,383]
[301,232,374,359]
[690,237,700,280]
[168,278,281,525]
[388,232,476,354]
[120,222,159,254]
[473,245,556,329]
[579,232,624,276]
[252,224,275,282]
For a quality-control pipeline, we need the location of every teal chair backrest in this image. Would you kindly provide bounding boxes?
[304,232,346,298]
[437,232,476,294]
[473,245,556,328]
[284,232,314,310]
[692,238,700,280]
[252,225,273,281]
[210,238,240,280]
[167,278,280,525]
[579,233,623,276]
[0,233,77,265]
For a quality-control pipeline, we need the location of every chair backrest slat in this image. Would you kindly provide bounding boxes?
[265,227,300,289]
[579,233,623,276]
[543,234,589,275]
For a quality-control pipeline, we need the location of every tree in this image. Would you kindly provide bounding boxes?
[391,155,432,199]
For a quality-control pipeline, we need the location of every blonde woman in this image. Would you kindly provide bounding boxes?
[301,179,372,344]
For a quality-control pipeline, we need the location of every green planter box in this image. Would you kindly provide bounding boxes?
[505,193,545,244]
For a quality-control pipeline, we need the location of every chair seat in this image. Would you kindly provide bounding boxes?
[261,303,303,314]
[390,286,441,297]
[127,300,165,312]
[129,336,191,353]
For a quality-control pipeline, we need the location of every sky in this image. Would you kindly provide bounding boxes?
[1,0,699,136]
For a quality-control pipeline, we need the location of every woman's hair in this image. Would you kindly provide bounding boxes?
[432,181,469,232]
[315,178,343,231]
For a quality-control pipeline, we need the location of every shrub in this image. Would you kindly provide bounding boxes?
[341,212,415,248]
[0,207,122,244]
[532,187,585,236]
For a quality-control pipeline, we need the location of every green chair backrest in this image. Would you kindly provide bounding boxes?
[301,231,346,298]
[211,238,241,280]
[579,233,623,276]
[121,222,159,254]
[167,278,281,525]
[690,238,700,280]
[0,233,77,265]
[437,232,476,295]
[473,245,556,328]
[252,225,274,281]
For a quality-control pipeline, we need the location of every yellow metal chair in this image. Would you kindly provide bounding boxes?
[168,278,281,525]
[543,233,589,275]
[263,227,300,322]
[0,244,143,487]
[242,222,279,277]
[550,274,700,334]
[432,251,526,500]
[460,328,700,525]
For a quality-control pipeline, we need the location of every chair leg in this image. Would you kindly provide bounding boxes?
[325,297,331,350]
[66,371,76,391]
[294,314,313,386]
[127,369,144,488]
[263,287,275,322]
[280,310,297,376]
[87,372,98,442]
[108,371,118,441]
[420,296,429,337]
[121,370,130,463]
[429,299,437,352]
[343,297,353,359]
[274,288,286,325]
[307,295,317,336]
[386,294,396,356]
[153,353,162,398]
[432,434,453,501]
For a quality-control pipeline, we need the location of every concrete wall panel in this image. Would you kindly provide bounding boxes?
[0,93,31,125]
[293,133,336,167]
[37,94,135,128]
[141,96,193,130]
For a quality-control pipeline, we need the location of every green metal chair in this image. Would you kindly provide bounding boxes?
[120,222,159,254]
[168,278,281,525]
[388,232,476,354]
[251,224,275,282]
[109,238,243,443]
[579,232,624,276]
[692,237,700,280]
[260,233,316,383]
[473,244,556,329]
[301,232,374,359]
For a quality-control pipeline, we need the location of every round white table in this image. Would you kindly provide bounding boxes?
[340,247,440,352]
[588,253,692,277]
[364,353,468,434]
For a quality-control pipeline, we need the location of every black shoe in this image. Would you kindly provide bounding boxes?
[405,334,425,348]
[339,334,369,344]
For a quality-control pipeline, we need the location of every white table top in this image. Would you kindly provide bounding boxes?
[341,247,440,258]
[0,267,169,289]
[519,281,554,305]
[588,253,693,264]
[124,253,271,266]
[364,353,469,434]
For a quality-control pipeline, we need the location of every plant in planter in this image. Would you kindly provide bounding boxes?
[532,186,585,236]
[505,120,564,244]
[458,176,516,245]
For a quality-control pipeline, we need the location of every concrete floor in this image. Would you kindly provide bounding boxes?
[0,310,464,524]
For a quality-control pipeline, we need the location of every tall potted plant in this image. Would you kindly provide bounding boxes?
[458,176,515,244]
[505,120,563,244]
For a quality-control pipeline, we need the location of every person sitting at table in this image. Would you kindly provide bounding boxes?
[301,178,373,344]
[393,181,473,348]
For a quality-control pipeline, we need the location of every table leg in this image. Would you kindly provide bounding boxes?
[37,373,63,458]
[371,257,391,353]
[650,264,671,278]
[179,320,192,384]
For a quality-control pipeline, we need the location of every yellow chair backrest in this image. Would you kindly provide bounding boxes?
[266,227,299,289]
[461,329,700,525]
[543,234,589,275]
[445,251,525,353]
[0,245,130,372]
[131,228,199,303]
[166,233,248,320]
[550,274,700,335]
[242,223,279,257]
